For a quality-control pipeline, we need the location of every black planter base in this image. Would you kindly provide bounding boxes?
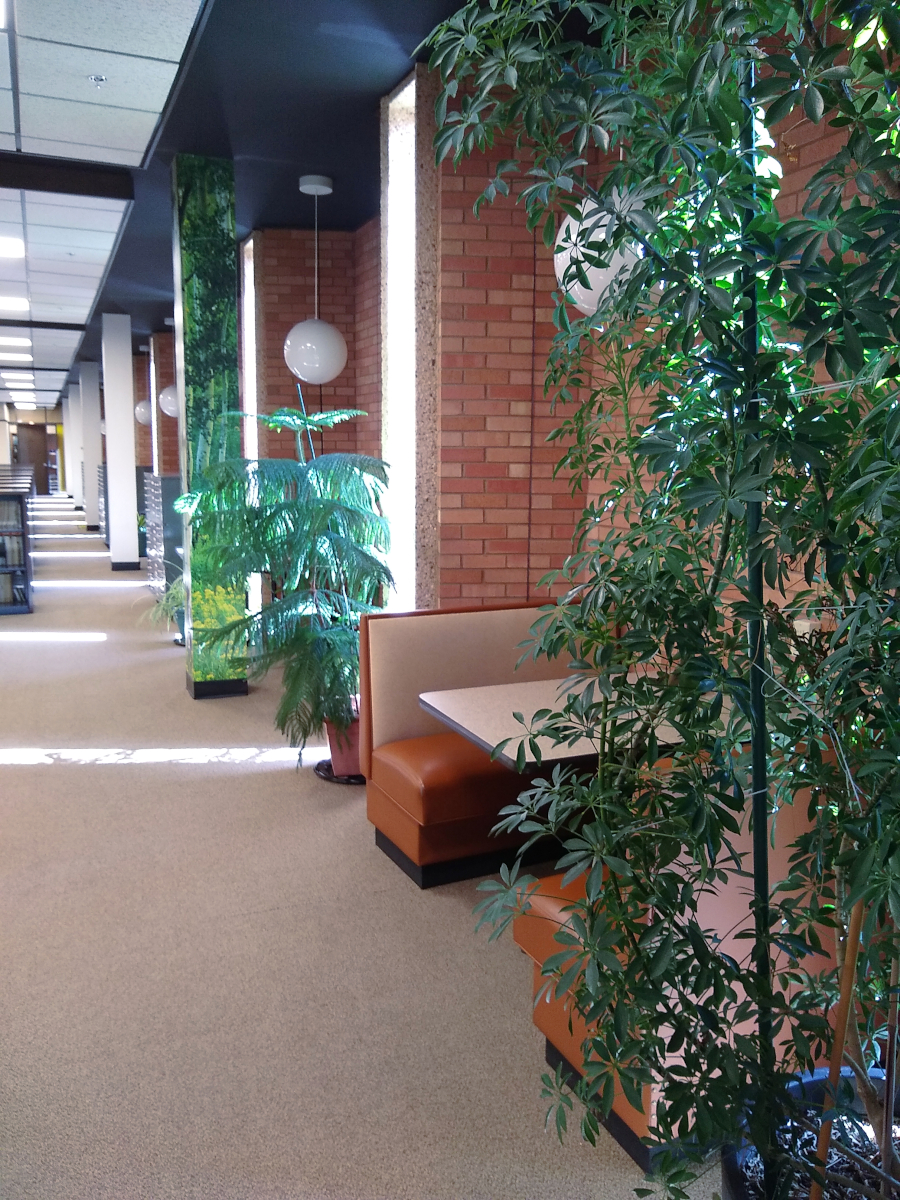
[313,759,365,786]
[374,829,558,890]
[187,675,249,699]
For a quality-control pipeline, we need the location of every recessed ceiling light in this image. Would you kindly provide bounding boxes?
[0,353,34,362]
[0,297,29,312]
[0,337,31,347]
[0,236,25,258]
[4,380,35,388]
[1,371,34,379]
[14,401,37,410]
[88,74,107,87]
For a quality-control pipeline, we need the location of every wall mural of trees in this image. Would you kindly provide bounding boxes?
[172,153,246,686]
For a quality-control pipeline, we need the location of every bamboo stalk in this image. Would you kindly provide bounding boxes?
[809,898,865,1200]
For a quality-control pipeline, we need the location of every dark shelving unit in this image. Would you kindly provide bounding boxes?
[0,467,35,614]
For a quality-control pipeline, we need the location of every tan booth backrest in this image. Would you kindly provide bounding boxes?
[359,603,564,776]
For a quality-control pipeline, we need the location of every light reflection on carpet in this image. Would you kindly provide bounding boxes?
[0,746,328,765]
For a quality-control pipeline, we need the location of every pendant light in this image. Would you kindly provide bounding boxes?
[554,193,640,317]
[283,176,348,385]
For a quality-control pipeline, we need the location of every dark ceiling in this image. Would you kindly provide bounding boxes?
[75,0,460,365]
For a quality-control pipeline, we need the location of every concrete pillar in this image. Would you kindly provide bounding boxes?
[148,339,160,476]
[66,383,84,508]
[101,313,140,569]
[80,362,102,531]
[0,402,11,464]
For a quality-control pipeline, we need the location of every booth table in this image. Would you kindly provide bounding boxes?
[420,677,682,770]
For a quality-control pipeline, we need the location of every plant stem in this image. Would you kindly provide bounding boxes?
[809,896,865,1200]
[882,943,899,1197]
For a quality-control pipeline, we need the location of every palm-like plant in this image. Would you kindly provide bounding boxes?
[178,405,392,746]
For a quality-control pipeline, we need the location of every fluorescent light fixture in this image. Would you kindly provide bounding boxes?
[6,380,36,388]
[30,533,99,540]
[0,353,33,362]
[0,746,321,766]
[14,401,37,410]
[0,297,30,312]
[0,336,31,347]
[28,519,86,525]
[0,236,25,258]
[0,632,107,643]
[32,580,148,588]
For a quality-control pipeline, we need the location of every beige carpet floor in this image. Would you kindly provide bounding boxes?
[0,511,719,1200]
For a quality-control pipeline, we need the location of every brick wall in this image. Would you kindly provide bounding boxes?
[150,331,179,476]
[253,227,365,460]
[438,150,580,606]
[133,354,152,467]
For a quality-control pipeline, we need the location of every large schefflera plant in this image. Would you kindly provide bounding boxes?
[426,0,900,1196]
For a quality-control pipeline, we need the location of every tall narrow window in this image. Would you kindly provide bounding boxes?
[240,236,262,616]
[383,78,417,611]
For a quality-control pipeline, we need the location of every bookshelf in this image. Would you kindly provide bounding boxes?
[0,467,35,614]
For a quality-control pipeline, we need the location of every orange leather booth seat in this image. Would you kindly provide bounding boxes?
[513,873,656,1167]
[368,733,532,869]
[359,603,563,887]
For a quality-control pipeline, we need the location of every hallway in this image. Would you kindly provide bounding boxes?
[0,498,653,1200]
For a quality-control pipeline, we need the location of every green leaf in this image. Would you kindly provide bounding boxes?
[803,85,825,124]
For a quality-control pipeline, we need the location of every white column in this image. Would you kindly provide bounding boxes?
[80,362,102,529]
[0,402,11,464]
[101,313,140,568]
[66,383,84,508]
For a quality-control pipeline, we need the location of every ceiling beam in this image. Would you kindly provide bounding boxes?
[0,319,85,331]
[0,153,134,201]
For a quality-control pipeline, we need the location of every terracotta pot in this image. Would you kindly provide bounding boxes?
[324,717,361,777]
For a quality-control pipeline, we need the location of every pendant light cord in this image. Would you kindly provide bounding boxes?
[314,193,319,320]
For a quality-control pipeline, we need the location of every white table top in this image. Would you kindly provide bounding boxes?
[419,677,621,769]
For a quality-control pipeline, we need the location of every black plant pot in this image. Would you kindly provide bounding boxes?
[721,1067,899,1200]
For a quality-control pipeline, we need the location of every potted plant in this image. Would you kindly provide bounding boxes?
[179,404,392,780]
[425,0,900,1196]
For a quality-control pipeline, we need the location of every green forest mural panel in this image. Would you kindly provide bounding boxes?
[173,154,245,683]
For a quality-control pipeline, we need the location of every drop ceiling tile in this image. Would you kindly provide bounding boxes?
[0,136,16,151]
[20,95,158,152]
[27,256,106,278]
[17,39,179,114]
[31,371,69,388]
[23,192,128,215]
[29,270,105,290]
[30,331,82,366]
[15,0,204,61]
[0,262,28,284]
[25,201,125,233]
[26,245,110,268]
[0,189,20,203]
[0,200,22,222]
[26,226,116,252]
[0,89,14,134]
[30,283,98,300]
[0,219,23,237]
[0,35,10,90]
[18,137,143,167]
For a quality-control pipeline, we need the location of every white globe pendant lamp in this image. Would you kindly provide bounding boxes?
[284,318,347,385]
[555,198,640,317]
[283,175,348,386]
[158,384,179,417]
[134,398,152,426]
